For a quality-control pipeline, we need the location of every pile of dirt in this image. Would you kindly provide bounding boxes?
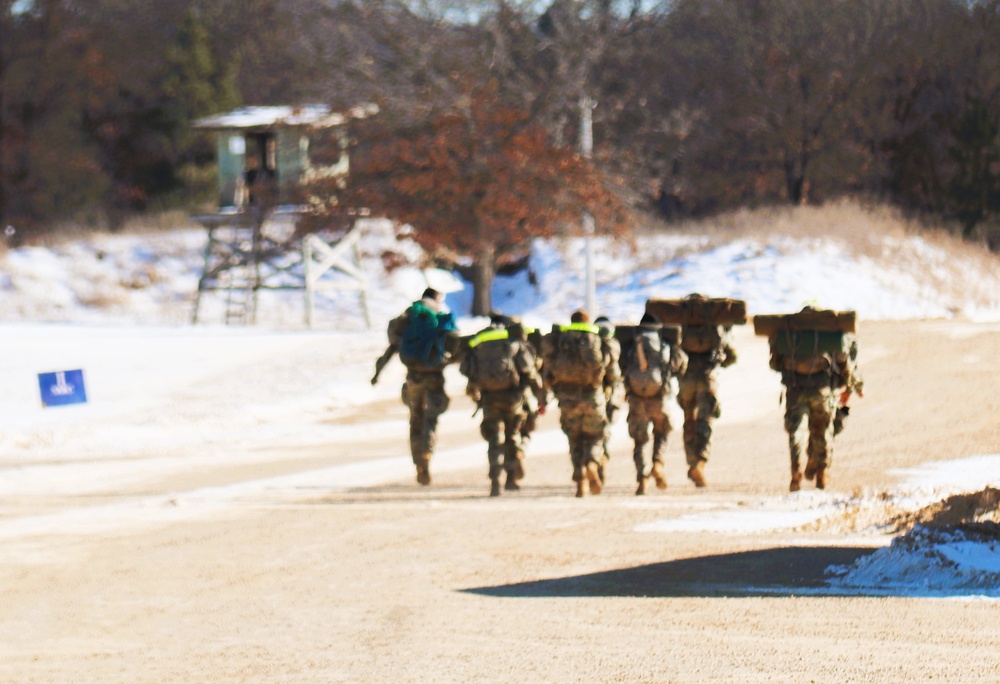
[824,489,1000,595]
[890,487,1000,534]
[801,488,1000,539]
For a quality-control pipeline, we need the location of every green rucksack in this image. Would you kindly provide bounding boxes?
[771,329,846,375]
[398,301,457,368]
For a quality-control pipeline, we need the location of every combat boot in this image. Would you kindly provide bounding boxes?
[416,467,430,486]
[687,460,707,488]
[415,453,431,486]
[586,462,603,495]
[789,470,802,492]
[512,456,526,482]
[415,462,431,485]
[635,476,647,496]
[651,462,668,490]
[490,477,501,497]
[815,467,827,490]
[504,471,520,491]
[575,479,587,498]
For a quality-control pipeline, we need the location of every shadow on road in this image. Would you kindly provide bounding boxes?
[462,546,884,598]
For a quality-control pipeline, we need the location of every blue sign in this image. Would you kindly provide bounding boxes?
[38,369,88,407]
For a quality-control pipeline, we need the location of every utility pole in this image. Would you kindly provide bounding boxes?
[580,95,597,319]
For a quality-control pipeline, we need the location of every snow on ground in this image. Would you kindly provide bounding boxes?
[2,218,1000,595]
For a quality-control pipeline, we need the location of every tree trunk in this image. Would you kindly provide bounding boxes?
[471,242,495,317]
[784,152,807,205]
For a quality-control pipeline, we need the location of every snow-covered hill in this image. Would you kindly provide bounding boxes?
[3,209,1000,329]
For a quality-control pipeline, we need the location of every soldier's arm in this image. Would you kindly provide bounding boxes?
[466,381,482,403]
[836,353,864,398]
[768,351,782,372]
[371,344,398,385]
[603,337,622,386]
[719,332,738,368]
[515,346,548,405]
[668,344,688,377]
[847,338,864,396]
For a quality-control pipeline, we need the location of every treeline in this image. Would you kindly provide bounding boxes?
[2,0,1000,244]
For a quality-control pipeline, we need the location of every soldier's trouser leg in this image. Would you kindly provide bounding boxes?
[631,443,647,480]
[652,432,666,462]
[480,408,504,481]
[650,407,670,464]
[558,395,607,483]
[404,382,426,465]
[807,393,837,472]
[521,408,537,444]
[785,400,809,476]
[679,377,719,466]
[422,389,449,455]
[679,395,697,463]
[406,376,449,464]
[559,410,584,480]
[628,406,651,480]
[581,402,608,472]
[681,399,716,467]
[503,410,526,478]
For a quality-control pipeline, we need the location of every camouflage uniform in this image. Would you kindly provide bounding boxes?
[517,327,546,448]
[775,334,862,490]
[677,326,737,485]
[556,388,609,483]
[596,318,622,485]
[460,325,546,496]
[376,293,457,485]
[542,320,621,497]
[401,368,450,472]
[624,324,688,493]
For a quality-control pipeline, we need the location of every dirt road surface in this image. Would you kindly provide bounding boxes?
[2,320,999,683]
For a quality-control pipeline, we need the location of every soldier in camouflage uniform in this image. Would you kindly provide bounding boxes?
[491,315,545,451]
[372,288,457,486]
[542,310,621,497]
[770,310,864,491]
[677,295,738,487]
[460,316,547,496]
[595,315,622,486]
[623,313,688,495]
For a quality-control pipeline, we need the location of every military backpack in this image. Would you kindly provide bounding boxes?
[625,330,666,398]
[545,323,606,388]
[465,329,521,392]
[681,324,722,354]
[397,300,458,369]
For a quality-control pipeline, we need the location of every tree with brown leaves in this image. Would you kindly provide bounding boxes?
[304,81,629,315]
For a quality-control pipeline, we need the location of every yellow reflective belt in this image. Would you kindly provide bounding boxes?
[559,322,601,335]
[468,328,510,348]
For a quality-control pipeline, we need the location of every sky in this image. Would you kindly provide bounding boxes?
[1,219,999,596]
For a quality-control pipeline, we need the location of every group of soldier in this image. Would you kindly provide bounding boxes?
[372,288,862,497]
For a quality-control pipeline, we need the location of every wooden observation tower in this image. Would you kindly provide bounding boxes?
[190,104,377,327]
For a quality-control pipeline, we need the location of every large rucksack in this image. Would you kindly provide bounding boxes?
[466,330,521,391]
[397,301,457,368]
[770,329,845,375]
[681,324,722,354]
[545,324,606,388]
[755,309,860,387]
[625,330,666,398]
